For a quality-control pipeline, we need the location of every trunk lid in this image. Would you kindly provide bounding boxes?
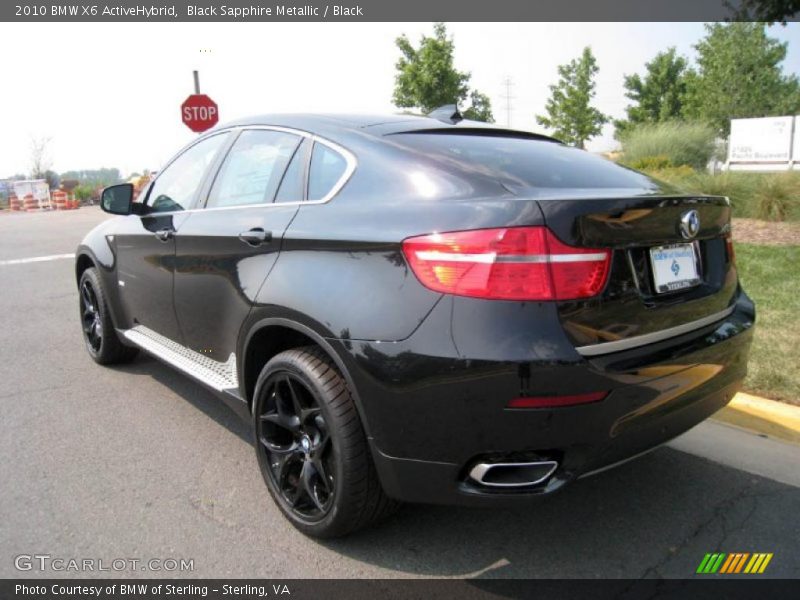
[537,194,737,355]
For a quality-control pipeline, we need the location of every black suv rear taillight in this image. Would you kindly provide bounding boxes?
[402,226,611,301]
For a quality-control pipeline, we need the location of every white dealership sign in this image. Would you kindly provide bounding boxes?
[794,117,800,162]
[727,115,798,170]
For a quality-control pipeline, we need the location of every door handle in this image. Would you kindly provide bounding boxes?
[154,228,174,242]
[238,228,271,247]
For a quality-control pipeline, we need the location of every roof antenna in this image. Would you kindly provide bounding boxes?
[428,104,463,124]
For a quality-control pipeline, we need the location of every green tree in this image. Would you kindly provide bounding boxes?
[463,91,493,122]
[73,184,95,202]
[42,170,60,190]
[536,47,609,148]
[60,167,123,188]
[683,23,800,135]
[615,48,688,138]
[393,23,494,122]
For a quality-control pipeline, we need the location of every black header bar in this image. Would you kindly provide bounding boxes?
[3,0,798,22]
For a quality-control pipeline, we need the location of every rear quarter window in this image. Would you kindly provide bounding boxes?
[308,142,348,201]
[392,133,656,190]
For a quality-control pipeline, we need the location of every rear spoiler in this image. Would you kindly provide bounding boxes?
[386,127,562,145]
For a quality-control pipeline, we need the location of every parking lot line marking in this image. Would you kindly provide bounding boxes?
[0,253,75,266]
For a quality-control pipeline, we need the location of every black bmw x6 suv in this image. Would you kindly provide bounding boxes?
[76,112,754,537]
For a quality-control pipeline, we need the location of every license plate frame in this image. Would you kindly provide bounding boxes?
[649,242,702,294]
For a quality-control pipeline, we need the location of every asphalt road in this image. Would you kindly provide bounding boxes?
[0,207,798,579]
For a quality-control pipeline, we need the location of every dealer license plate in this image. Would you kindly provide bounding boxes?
[649,243,701,293]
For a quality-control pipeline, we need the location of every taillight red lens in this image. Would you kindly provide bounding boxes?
[507,391,608,409]
[401,226,610,301]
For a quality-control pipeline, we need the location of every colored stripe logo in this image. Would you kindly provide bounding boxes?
[696,553,773,574]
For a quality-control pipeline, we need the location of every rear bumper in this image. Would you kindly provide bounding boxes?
[371,378,741,507]
[331,291,755,506]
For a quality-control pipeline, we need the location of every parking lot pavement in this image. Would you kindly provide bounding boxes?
[0,208,798,579]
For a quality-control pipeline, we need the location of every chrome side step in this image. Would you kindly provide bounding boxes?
[122,325,238,392]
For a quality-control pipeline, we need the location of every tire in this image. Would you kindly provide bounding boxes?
[78,267,139,365]
[253,346,399,538]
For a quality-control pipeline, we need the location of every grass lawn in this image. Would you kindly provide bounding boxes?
[735,243,800,405]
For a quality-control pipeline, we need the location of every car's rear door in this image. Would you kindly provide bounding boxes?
[172,128,309,362]
[114,132,230,342]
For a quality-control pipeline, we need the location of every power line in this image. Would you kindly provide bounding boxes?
[501,76,515,127]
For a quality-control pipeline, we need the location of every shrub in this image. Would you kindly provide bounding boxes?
[682,172,758,216]
[642,165,697,185]
[754,172,800,222]
[636,169,800,222]
[625,155,673,171]
[620,121,718,170]
[73,184,95,203]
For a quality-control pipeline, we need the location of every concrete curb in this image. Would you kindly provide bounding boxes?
[711,392,800,445]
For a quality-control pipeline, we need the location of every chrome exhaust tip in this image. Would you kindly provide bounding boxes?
[468,460,558,488]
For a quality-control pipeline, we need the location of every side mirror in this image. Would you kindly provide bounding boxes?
[100,183,134,215]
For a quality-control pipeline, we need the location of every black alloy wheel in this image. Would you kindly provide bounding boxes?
[80,279,103,353]
[256,372,334,520]
[253,347,399,538]
[78,267,139,365]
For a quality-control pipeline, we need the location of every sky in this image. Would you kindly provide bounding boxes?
[0,22,798,176]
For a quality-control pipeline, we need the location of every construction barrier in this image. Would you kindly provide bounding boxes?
[53,190,68,210]
[6,189,83,213]
[23,194,40,212]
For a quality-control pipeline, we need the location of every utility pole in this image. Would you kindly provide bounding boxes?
[193,70,200,94]
[501,76,515,128]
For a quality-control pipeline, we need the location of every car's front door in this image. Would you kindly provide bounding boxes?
[172,128,309,362]
[114,132,230,342]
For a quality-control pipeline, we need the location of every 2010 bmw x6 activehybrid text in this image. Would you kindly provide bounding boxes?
[75,112,754,537]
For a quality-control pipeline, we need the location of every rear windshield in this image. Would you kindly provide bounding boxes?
[392,133,655,190]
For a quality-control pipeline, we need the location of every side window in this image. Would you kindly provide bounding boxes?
[307,142,348,201]
[147,134,227,213]
[274,139,309,203]
[206,130,301,209]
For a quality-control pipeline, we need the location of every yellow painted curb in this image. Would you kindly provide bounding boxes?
[712,392,800,445]
[731,392,800,429]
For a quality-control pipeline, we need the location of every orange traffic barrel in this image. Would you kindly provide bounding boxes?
[53,190,68,210]
[23,194,39,211]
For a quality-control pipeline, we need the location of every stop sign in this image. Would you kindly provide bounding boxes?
[181,94,219,133]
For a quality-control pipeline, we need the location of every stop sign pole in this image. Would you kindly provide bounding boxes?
[181,71,219,133]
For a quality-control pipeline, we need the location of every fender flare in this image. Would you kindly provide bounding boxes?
[74,246,98,282]
[239,316,374,440]
[75,246,129,331]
